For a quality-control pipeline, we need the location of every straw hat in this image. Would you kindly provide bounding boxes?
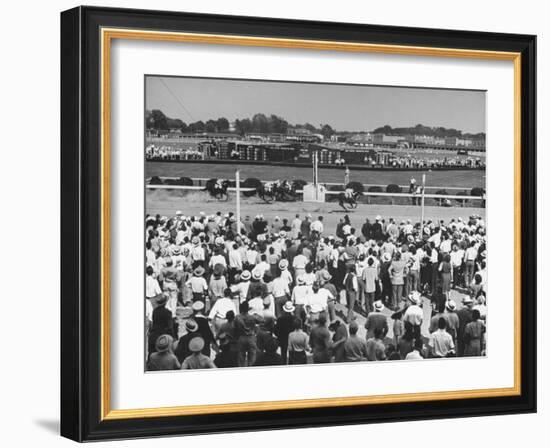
[278,259,289,270]
[408,291,421,305]
[185,319,199,332]
[446,300,457,311]
[283,301,295,313]
[188,337,205,352]
[240,270,251,281]
[191,301,205,312]
[374,300,384,312]
[193,266,205,276]
[155,334,172,353]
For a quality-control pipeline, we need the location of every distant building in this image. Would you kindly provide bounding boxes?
[288,127,312,135]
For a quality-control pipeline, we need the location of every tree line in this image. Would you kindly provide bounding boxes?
[146,110,481,139]
[371,124,485,139]
[146,109,336,137]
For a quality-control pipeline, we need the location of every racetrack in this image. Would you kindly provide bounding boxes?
[146,161,486,190]
[146,189,485,234]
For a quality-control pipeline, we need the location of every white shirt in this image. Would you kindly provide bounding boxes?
[303,272,316,286]
[405,350,423,360]
[145,276,162,298]
[248,297,264,315]
[272,276,290,297]
[450,249,464,266]
[255,261,270,277]
[440,239,452,253]
[209,254,226,268]
[465,246,478,261]
[187,276,208,293]
[308,289,333,313]
[208,297,236,320]
[310,220,324,234]
[410,253,421,271]
[292,285,311,306]
[231,281,250,302]
[429,329,455,357]
[280,269,293,287]
[246,249,258,265]
[291,218,302,237]
[404,304,424,326]
[428,231,441,248]
[145,249,156,267]
[293,254,308,270]
[191,245,205,261]
[228,250,243,269]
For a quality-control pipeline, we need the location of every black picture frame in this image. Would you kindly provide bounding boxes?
[61,6,536,442]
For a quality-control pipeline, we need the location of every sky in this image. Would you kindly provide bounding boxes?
[145,76,486,134]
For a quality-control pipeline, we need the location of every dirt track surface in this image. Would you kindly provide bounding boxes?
[146,189,486,236]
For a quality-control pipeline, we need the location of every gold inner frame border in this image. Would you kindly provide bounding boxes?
[99,27,522,421]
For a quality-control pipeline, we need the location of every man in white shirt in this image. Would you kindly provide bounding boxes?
[145,266,162,302]
[292,250,308,279]
[464,241,478,286]
[145,243,156,267]
[307,282,333,324]
[403,291,424,330]
[230,270,251,306]
[310,216,324,235]
[428,230,442,248]
[439,236,452,254]
[208,248,227,270]
[279,259,293,287]
[228,243,243,272]
[291,214,302,239]
[291,276,311,319]
[191,240,205,265]
[272,272,290,318]
[208,292,236,335]
[450,244,465,287]
[361,257,378,313]
[186,266,208,303]
[429,318,455,358]
[405,339,425,360]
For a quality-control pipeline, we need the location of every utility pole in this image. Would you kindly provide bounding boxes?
[312,150,319,201]
[420,173,426,229]
[235,170,241,236]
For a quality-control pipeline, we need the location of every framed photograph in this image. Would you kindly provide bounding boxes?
[60,6,537,441]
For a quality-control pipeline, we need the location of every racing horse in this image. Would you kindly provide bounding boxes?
[258,180,297,202]
[204,178,230,200]
[338,190,360,211]
[276,180,298,202]
[258,181,278,203]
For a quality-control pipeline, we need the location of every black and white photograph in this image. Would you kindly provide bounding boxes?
[144,76,488,371]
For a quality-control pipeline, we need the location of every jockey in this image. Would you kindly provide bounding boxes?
[215,178,224,189]
[344,187,355,199]
[281,180,290,191]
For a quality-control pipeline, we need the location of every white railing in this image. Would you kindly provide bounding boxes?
[146,176,471,191]
[145,183,478,202]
